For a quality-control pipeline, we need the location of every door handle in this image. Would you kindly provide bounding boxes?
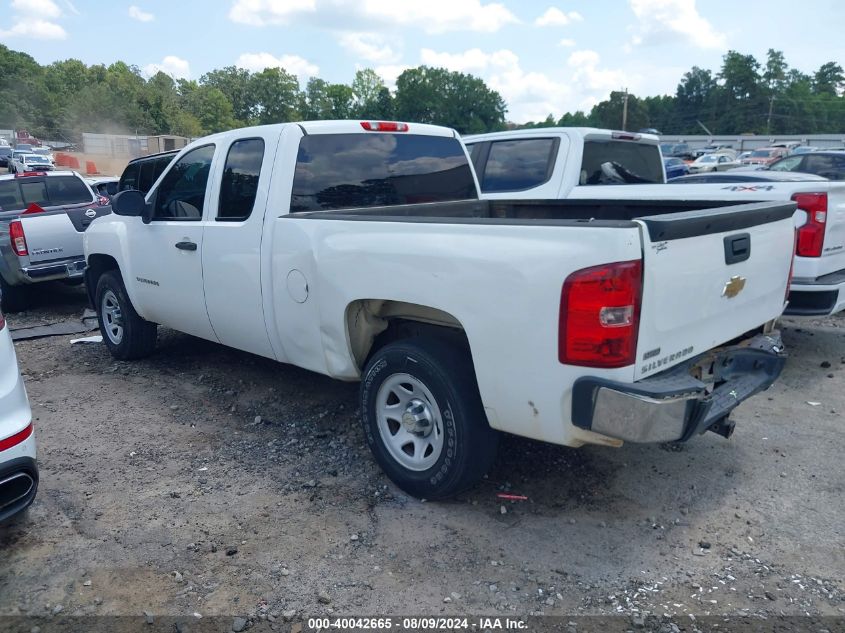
[175,241,197,251]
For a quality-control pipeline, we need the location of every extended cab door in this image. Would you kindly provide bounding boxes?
[128,144,218,341]
[201,129,281,358]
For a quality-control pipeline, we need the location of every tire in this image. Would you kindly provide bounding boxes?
[95,270,157,360]
[0,276,29,313]
[360,336,499,499]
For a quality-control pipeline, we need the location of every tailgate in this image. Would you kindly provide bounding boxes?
[19,204,110,264]
[634,201,796,379]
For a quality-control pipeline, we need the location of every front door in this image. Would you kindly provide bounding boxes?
[127,144,219,342]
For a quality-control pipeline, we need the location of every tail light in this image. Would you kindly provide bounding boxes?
[559,260,643,368]
[611,132,642,141]
[22,203,44,215]
[10,220,28,256]
[360,121,409,132]
[96,195,109,206]
[0,423,34,451]
[15,171,47,178]
[792,192,827,257]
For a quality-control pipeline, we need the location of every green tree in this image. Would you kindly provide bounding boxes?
[351,68,385,116]
[249,67,300,124]
[394,66,505,133]
[201,66,254,123]
[813,62,844,96]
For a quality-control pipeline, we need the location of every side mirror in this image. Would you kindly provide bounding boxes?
[111,190,146,217]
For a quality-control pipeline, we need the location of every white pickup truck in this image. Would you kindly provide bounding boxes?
[84,121,793,499]
[466,127,845,317]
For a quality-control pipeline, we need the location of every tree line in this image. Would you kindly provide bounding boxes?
[529,50,845,135]
[1,44,842,143]
[0,45,505,141]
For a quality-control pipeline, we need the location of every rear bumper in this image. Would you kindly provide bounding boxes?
[786,269,845,316]
[572,331,786,443]
[18,258,87,283]
[0,453,38,523]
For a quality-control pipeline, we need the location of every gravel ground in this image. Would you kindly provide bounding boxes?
[0,283,843,627]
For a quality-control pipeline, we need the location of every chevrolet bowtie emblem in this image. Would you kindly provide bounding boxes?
[722,275,747,299]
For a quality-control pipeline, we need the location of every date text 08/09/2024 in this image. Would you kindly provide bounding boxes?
[307,617,529,631]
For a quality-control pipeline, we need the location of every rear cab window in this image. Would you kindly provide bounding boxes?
[480,138,558,192]
[580,140,664,185]
[0,175,94,212]
[290,134,477,212]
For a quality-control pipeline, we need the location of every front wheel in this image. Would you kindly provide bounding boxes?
[95,270,157,360]
[360,336,499,499]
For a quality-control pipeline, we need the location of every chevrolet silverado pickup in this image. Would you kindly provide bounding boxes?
[466,128,845,317]
[0,170,110,312]
[84,121,794,499]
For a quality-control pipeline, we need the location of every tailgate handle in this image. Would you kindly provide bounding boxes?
[724,233,750,265]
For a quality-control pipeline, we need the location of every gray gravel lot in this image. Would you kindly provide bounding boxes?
[0,283,842,625]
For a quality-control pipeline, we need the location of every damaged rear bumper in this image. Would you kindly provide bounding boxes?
[572,331,786,443]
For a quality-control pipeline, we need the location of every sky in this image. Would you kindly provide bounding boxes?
[1,0,844,123]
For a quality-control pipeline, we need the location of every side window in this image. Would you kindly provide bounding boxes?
[138,160,155,193]
[482,139,556,192]
[119,162,140,191]
[151,144,215,221]
[769,156,802,172]
[217,138,265,221]
[153,156,173,184]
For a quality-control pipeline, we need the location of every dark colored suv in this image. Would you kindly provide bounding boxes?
[118,150,179,195]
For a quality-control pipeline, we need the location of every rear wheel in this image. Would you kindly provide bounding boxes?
[360,336,499,499]
[95,271,157,360]
[0,277,29,313]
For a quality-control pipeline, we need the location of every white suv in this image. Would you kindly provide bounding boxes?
[0,299,37,522]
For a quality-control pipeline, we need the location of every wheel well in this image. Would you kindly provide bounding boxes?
[346,300,469,369]
[84,254,120,307]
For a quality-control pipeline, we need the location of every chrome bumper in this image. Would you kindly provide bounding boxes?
[572,331,786,443]
[20,258,86,283]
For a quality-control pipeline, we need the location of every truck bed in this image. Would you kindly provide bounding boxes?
[287,198,796,238]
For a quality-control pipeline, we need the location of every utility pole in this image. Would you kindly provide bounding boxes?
[766,95,776,135]
[621,88,629,131]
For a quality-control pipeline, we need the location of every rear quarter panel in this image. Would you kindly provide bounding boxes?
[270,216,643,447]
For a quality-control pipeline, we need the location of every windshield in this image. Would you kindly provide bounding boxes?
[751,149,774,158]
[25,155,50,163]
[698,155,717,163]
[580,140,664,185]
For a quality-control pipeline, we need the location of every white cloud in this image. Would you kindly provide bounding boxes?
[420,47,572,123]
[128,5,155,22]
[535,7,583,27]
[567,49,631,109]
[558,38,576,47]
[629,0,726,49]
[374,64,412,90]
[62,0,80,15]
[143,56,191,79]
[338,33,399,64]
[229,0,316,25]
[1,0,67,39]
[236,52,319,82]
[229,0,518,33]
[11,0,62,18]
